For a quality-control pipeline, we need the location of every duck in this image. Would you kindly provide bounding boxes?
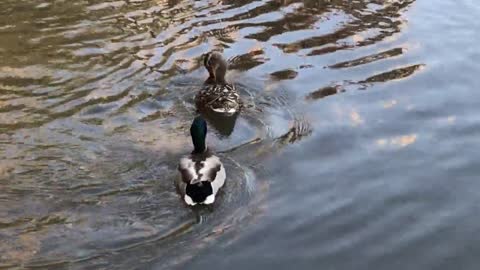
[176,116,226,205]
[195,52,241,115]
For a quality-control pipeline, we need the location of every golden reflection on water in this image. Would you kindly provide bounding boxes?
[2,234,41,265]
[376,134,417,148]
[350,110,364,127]
[383,99,398,109]
[437,116,456,125]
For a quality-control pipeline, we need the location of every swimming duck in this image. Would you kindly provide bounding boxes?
[177,116,226,205]
[195,52,241,115]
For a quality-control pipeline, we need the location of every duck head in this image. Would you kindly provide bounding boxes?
[204,51,228,84]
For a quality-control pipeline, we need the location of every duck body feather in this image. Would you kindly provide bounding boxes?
[195,83,241,115]
[177,150,226,205]
[196,51,241,115]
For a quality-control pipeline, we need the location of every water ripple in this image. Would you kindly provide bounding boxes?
[0,0,423,268]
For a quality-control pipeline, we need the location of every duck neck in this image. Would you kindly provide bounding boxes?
[193,144,207,154]
[192,135,207,154]
[206,67,215,84]
[190,116,208,154]
[215,60,228,85]
[192,134,207,154]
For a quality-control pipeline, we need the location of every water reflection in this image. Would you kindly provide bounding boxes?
[361,64,425,83]
[202,110,239,137]
[0,0,424,268]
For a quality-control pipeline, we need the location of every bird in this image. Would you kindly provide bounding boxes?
[176,116,226,206]
[194,51,241,115]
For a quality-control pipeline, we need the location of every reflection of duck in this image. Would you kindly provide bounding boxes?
[201,108,239,137]
[195,52,241,115]
[177,117,226,206]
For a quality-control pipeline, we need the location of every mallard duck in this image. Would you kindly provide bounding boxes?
[195,52,241,115]
[177,116,226,205]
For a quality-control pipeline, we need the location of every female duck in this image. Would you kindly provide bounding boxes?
[195,52,241,115]
[177,116,226,205]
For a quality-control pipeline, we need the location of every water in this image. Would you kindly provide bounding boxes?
[1,0,479,269]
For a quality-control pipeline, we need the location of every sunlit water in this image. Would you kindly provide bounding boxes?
[1,0,479,269]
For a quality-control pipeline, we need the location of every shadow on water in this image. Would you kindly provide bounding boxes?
[201,110,239,137]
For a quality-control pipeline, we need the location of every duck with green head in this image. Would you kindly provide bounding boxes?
[195,52,241,115]
[177,116,226,205]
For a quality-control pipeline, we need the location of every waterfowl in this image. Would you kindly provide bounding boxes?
[177,116,226,205]
[195,52,241,115]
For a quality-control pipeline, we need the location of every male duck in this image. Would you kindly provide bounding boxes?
[195,52,241,115]
[177,116,226,205]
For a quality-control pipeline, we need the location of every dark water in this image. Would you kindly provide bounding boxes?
[1,0,479,269]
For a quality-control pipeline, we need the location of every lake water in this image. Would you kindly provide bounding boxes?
[1,0,479,269]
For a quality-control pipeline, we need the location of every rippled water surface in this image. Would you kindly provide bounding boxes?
[1,0,480,269]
